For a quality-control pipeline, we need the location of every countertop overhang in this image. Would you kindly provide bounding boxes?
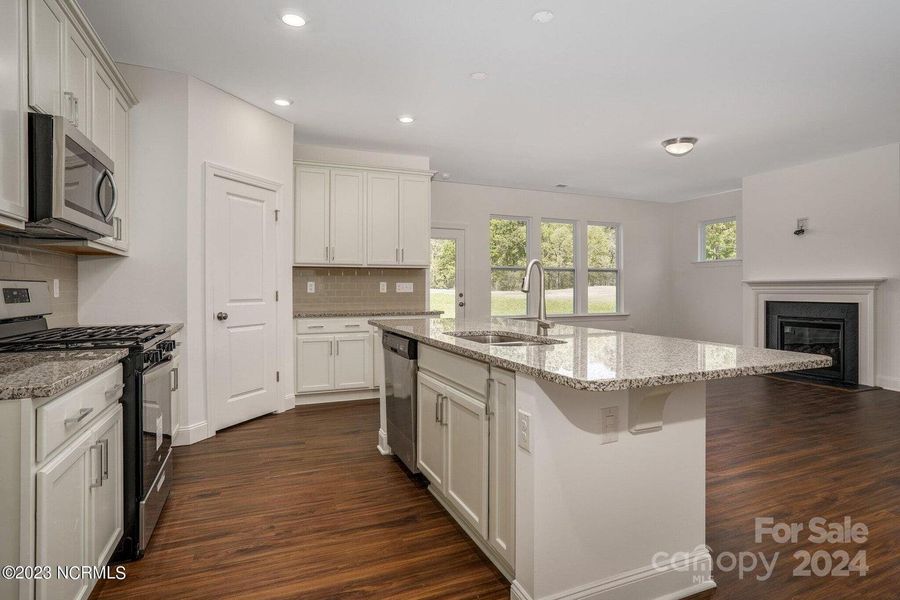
[369,317,832,391]
[296,309,443,319]
[0,349,128,400]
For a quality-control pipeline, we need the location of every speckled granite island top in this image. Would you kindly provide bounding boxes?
[295,309,443,318]
[0,349,128,400]
[368,317,832,391]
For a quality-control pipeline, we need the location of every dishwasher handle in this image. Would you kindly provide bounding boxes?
[382,332,418,360]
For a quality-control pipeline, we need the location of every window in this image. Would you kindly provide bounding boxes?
[429,238,457,316]
[700,218,737,261]
[489,217,529,316]
[541,221,575,315]
[587,224,619,314]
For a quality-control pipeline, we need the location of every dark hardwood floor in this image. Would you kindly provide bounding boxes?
[92,377,900,600]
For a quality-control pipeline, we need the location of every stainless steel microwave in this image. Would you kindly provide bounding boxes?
[26,113,116,240]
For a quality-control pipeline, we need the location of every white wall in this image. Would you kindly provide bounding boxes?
[431,182,671,334]
[294,143,429,171]
[79,65,295,444]
[742,143,900,390]
[666,190,743,344]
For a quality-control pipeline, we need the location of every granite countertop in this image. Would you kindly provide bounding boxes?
[295,309,443,318]
[0,349,128,400]
[369,317,832,392]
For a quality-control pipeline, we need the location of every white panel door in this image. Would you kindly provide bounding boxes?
[91,64,114,157]
[207,170,280,431]
[399,174,431,266]
[0,0,27,224]
[329,169,364,265]
[295,335,334,393]
[445,386,489,538]
[64,23,91,134]
[333,333,372,390]
[294,166,330,264]
[35,433,92,600]
[90,405,123,570]
[28,0,65,115]
[366,172,400,265]
[416,373,446,488]
[488,368,516,568]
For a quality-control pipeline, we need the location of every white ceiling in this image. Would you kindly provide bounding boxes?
[78,0,900,202]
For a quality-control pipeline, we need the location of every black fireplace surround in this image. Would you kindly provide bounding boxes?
[765,301,859,385]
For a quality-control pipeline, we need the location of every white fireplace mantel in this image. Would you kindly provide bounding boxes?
[743,278,886,386]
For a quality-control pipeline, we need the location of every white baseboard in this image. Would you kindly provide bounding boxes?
[876,374,900,391]
[295,389,379,405]
[276,393,296,413]
[174,420,211,446]
[510,581,533,600]
[377,428,392,455]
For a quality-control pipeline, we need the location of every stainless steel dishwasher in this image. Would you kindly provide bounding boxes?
[382,332,419,473]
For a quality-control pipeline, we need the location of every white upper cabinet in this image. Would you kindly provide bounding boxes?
[295,163,433,267]
[64,21,91,134]
[0,0,27,228]
[28,0,65,116]
[329,169,365,265]
[90,62,114,157]
[398,174,431,266]
[366,172,401,265]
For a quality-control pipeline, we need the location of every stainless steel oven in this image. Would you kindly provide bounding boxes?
[26,112,117,240]
[140,345,175,550]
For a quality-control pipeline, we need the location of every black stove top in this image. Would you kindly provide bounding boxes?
[0,324,170,351]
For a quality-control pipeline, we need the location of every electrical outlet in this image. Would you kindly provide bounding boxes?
[601,406,618,444]
[396,282,414,293]
[52,279,60,298]
[517,410,532,453]
[379,282,387,293]
[306,281,315,293]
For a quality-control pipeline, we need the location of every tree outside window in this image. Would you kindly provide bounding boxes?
[489,217,528,316]
[700,218,737,261]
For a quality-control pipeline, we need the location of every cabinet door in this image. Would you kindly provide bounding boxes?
[416,373,446,488]
[91,63,114,157]
[0,0,27,225]
[28,0,65,115]
[398,174,431,266]
[94,91,129,251]
[64,23,91,134]
[329,169,365,265]
[294,166,330,264]
[90,405,123,570]
[445,385,489,538]
[295,335,335,393]
[170,352,181,440]
[488,368,516,568]
[366,172,400,265]
[333,333,373,390]
[35,433,92,600]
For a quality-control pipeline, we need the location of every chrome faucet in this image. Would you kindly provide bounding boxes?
[521,259,553,333]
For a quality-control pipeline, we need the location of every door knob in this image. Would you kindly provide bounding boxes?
[216,312,229,321]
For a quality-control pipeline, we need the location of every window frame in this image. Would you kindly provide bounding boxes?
[585,221,622,315]
[539,218,578,316]
[698,216,739,262]
[489,215,532,317]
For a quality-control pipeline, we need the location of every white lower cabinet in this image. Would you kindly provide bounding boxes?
[295,334,335,393]
[294,318,374,395]
[333,333,372,389]
[487,367,516,568]
[444,384,489,538]
[416,373,446,487]
[89,405,123,569]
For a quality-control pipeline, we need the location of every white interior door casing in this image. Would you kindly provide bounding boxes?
[295,166,329,264]
[207,167,281,431]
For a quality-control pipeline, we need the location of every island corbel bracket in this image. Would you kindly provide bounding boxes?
[627,385,675,434]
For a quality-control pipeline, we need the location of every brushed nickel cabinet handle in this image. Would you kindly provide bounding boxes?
[101,438,110,480]
[90,443,103,488]
[105,383,125,400]
[435,395,440,422]
[65,407,93,426]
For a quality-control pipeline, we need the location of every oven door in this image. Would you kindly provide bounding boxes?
[141,356,173,498]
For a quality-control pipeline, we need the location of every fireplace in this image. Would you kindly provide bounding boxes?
[765,301,859,385]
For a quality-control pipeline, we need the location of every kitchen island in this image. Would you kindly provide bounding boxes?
[371,317,831,600]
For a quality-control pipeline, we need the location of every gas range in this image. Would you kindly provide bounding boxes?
[0,324,173,352]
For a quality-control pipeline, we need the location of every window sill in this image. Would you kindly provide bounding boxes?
[548,313,631,320]
[692,258,743,266]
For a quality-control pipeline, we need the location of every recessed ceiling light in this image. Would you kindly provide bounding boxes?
[532,10,554,23]
[441,173,451,180]
[281,14,306,27]
[397,115,415,124]
[470,72,488,80]
[662,137,698,156]
[273,98,293,107]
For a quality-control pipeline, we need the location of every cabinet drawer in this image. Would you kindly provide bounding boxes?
[295,318,372,334]
[36,364,124,463]
[419,345,489,399]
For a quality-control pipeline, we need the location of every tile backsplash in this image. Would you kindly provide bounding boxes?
[0,240,78,327]
[293,267,427,313]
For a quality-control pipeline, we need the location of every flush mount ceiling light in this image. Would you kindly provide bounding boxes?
[532,10,554,23]
[397,114,415,124]
[281,14,306,27]
[470,72,488,80]
[273,98,293,107]
[661,137,698,156]
[555,183,568,188]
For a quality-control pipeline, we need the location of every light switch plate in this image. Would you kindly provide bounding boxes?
[396,282,414,293]
[379,282,387,293]
[601,406,618,444]
[307,281,315,293]
[517,410,532,453]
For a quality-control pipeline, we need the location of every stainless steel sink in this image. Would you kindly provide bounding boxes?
[448,331,564,347]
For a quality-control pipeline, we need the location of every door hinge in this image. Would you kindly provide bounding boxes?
[276,371,280,382]
[275,290,279,301]
[274,209,280,222]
